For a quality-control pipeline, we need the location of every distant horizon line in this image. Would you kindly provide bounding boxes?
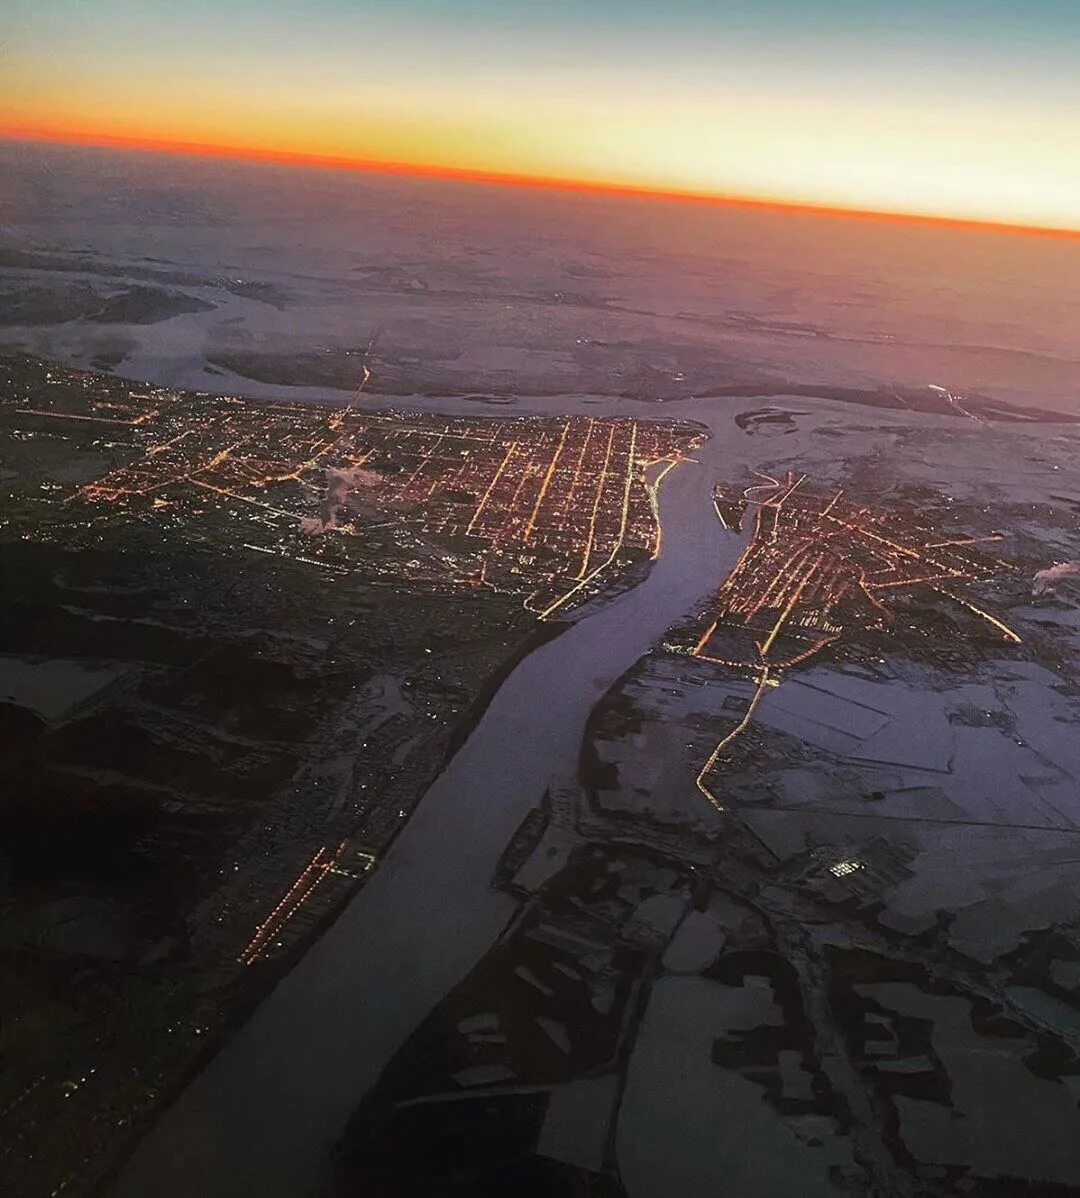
[4,124,1080,241]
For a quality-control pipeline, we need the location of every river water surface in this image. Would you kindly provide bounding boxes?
[112,412,744,1198]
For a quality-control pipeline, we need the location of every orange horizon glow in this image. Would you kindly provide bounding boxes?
[5,124,1080,243]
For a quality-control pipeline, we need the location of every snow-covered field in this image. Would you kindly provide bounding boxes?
[3,139,1080,412]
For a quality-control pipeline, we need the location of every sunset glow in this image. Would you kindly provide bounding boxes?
[5,0,1080,233]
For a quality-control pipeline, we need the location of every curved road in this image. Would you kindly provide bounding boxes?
[112,427,741,1198]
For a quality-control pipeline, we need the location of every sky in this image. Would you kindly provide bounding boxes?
[4,0,1080,232]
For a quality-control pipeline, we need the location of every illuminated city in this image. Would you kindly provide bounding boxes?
[6,329,1080,1197]
[690,473,1023,810]
[3,78,1080,1198]
[20,358,702,618]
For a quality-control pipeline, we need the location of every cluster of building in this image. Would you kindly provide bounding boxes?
[701,471,1019,673]
[19,364,704,615]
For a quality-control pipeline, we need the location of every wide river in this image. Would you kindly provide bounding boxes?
[111,397,744,1198]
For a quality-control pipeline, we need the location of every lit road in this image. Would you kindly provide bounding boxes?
[109,424,747,1198]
